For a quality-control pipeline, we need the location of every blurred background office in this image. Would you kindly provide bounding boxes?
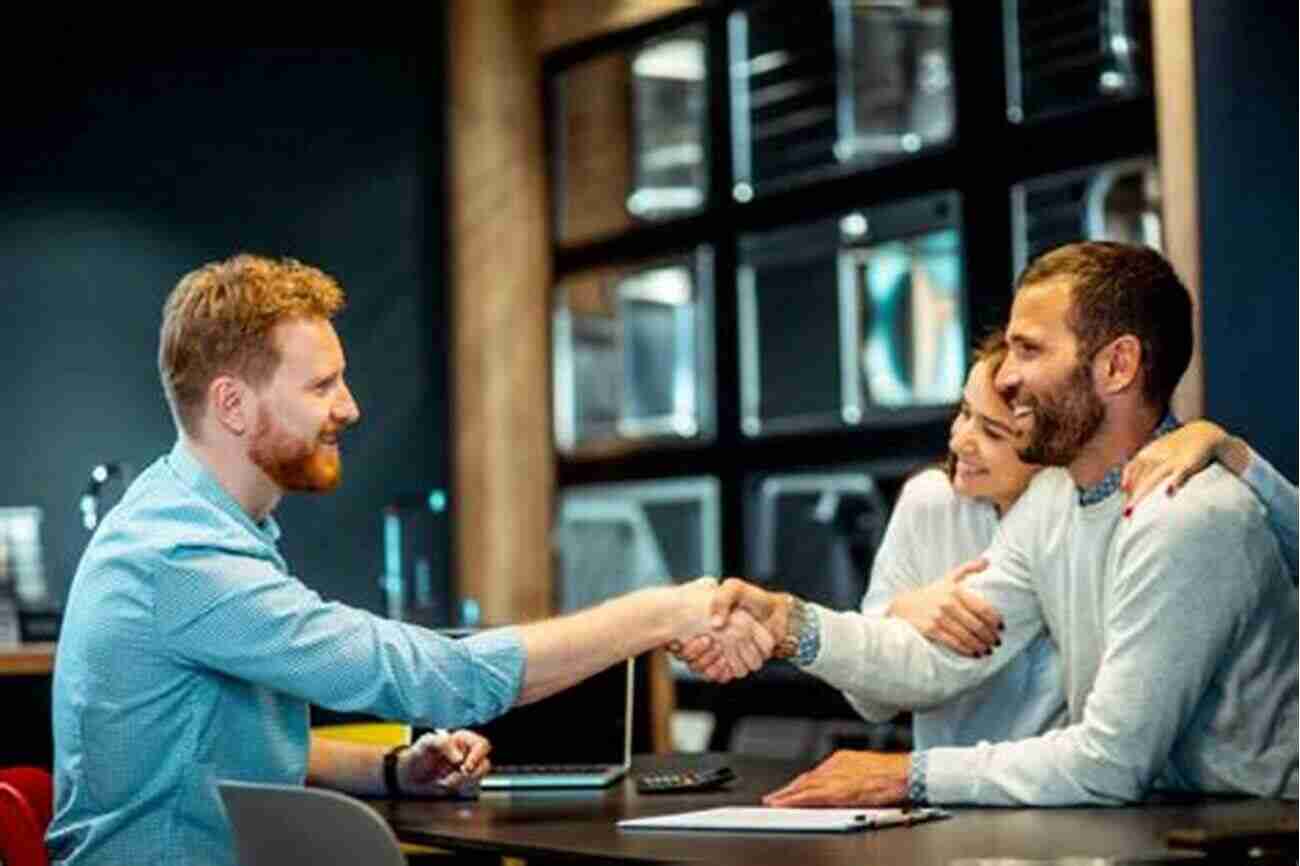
[0,1,1295,767]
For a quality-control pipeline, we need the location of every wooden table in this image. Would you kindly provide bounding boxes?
[0,642,55,676]
[373,754,1295,865]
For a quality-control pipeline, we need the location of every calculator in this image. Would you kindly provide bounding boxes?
[635,766,737,794]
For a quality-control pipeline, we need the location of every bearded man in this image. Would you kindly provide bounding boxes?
[700,242,1297,808]
[49,254,763,865]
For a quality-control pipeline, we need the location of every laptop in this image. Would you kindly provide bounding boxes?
[452,656,635,790]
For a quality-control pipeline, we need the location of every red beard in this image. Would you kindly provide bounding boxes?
[248,408,343,492]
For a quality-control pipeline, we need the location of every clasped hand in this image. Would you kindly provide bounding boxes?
[671,557,1006,680]
[669,578,793,682]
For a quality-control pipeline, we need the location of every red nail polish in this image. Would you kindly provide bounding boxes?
[1123,507,1131,518]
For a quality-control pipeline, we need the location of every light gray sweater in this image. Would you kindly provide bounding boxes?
[855,469,1066,749]
[808,464,1298,805]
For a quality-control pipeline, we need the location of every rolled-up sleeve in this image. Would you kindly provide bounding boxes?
[154,545,524,727]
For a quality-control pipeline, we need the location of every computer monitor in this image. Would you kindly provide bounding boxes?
[739,191,966,436]
[728,0,955,196]
[628,28,709,221]
[1003,0,1152,124]
[443,657,634,789]
[404,636,635,790]
[1011,156,1162,276]
[555,478,721,613]
[552,250,714,453]
[745,468,892,612]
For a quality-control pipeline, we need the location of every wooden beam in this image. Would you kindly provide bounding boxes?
[539,0,701,54]
[449,0,555,624]
[1153,0,1205,420]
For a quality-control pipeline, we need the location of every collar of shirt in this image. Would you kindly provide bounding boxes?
[166,439,283,544]
[1077,414,1181,506]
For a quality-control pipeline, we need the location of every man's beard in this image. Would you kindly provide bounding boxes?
[248,407,343,492]
[1015,361,1105,467]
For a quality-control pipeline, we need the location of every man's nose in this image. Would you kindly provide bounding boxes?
[994,360,1019,400]
[335,382,361,426]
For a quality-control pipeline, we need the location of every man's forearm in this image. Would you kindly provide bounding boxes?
[804,604,1031,713]
[306,734,387,795]
[514,583,705,705]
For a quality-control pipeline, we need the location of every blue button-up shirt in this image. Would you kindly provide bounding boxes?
[48,441,525,866]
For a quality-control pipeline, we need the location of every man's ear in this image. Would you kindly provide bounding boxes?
[1094,335,1142,396]
[209,375,253,436]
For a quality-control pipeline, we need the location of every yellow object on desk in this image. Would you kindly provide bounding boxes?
[312,722,411,747]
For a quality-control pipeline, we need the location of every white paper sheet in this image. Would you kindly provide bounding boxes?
[618,806,950,833]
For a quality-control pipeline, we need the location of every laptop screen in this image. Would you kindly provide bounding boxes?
[421,652,633,768]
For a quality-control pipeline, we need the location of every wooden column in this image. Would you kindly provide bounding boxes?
[449,0,554,625]
[448,0,702,625]
[449,0,699,752]
[1153,0,1205,421]
[538,0,701,53]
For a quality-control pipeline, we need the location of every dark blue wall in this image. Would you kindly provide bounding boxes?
[1196,3,1298,482]
[0,47,451,612]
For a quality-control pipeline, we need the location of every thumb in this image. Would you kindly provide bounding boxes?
[952,557,989,583]
[445,738,467,765]
[712,579,743,628]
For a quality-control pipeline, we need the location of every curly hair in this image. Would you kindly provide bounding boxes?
[159,253,345,435]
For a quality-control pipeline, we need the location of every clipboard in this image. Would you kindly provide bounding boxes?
[617,806,950,833]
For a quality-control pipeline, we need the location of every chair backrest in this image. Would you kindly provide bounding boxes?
[218,781,406,866]
[0,781,48,866]
[0,767,54,832]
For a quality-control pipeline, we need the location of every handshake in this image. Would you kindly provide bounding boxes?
[665,577,799,682]
[665,557,1000,681]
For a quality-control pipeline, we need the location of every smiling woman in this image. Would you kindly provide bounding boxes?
[945,331,1038,516]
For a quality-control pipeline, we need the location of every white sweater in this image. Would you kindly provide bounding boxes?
[855,469,1066,748]
[808,464,1298,804]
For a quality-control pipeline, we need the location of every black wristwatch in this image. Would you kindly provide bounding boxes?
[383,744,409,796]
